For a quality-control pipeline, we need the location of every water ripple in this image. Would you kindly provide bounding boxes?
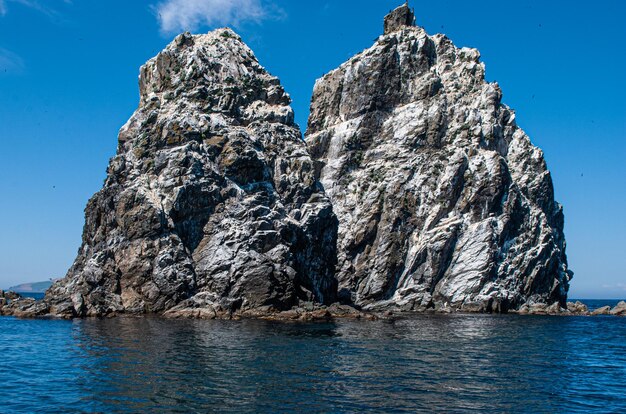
[0,314,625,413]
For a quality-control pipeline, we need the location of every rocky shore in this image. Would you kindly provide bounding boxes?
[2,290,624,320]
[512,300,626,316]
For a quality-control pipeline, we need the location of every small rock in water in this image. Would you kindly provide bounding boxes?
[610,301,626,316]
[566,301,589,315]
[545,302,565,314]
[591,306,612,316]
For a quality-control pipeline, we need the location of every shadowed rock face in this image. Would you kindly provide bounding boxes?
[306,9,571,312]
[42,29,338,317]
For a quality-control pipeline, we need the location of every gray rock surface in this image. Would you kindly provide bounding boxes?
[610,301,626,316]
[2,291,20,300]
[567,301,589,315]
[306,6,571,312]
[27,29,338,317]
[591,306,612,316]
[384,3,415,35]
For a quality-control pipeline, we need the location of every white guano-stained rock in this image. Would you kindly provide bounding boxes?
[306,7,571,312]
[34,29,338,317]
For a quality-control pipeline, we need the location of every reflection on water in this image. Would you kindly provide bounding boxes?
[1,314,625,412]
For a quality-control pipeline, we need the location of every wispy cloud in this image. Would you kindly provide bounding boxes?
[153,0,282,35]
[0,0,66,19]
[602,283,626,291]
[0,47,24,74]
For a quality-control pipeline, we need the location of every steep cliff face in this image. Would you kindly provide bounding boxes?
[41,29,337,317]
[306,4,571,312]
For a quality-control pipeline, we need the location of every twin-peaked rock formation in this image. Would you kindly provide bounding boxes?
[4,4,571,318]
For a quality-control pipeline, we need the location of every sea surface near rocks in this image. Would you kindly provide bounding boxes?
[11,292,44,301]
[1,312,625,413]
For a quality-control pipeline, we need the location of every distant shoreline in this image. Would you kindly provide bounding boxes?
[7,280,53,294]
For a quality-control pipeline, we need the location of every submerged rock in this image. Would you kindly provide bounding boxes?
[306,4,571,312]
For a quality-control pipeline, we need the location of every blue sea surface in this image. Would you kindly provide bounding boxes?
[12,292,45,300]
[1,310,625,413]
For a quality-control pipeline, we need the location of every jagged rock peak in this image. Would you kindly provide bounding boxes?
[9,27,339,318]
[307,7,571,312]
[135,28,294,127]
[384,2,416,34]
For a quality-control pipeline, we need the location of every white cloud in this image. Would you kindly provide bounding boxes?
[154,0,279,35]
[0,47,24,74]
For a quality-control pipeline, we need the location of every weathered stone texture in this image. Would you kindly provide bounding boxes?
[306,8,571,312]
[40,29,338,317]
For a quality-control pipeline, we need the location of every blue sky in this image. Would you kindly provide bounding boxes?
[0,0,624,298]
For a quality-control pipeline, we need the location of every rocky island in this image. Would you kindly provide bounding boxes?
[4,4,607,320]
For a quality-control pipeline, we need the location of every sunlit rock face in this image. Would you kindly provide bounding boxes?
[306,4,571,312]
[44,29,338,317]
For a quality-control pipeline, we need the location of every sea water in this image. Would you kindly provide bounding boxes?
[0,311,625,412]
